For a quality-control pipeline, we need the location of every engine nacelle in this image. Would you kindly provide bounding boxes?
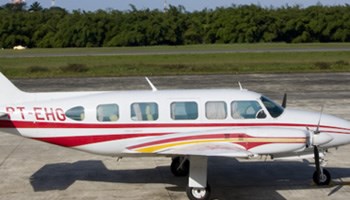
[308,131,333,147]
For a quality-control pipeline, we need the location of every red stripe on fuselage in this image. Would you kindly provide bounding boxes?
[127,133,248,149]
[1,120,350,131]
[1,120,349,148]
[32,133,305,149]
[127,133,306,150]
[31,133,167,147]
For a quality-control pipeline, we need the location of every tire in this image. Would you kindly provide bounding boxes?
[186,184,211,200]
[313,169,331,185]
[170,157,189,177]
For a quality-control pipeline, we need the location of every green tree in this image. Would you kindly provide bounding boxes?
[1,3,350,47]
[29,1,42,12]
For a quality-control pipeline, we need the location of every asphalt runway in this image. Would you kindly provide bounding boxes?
[1,73,350,200]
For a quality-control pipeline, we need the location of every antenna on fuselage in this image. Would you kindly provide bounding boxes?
[145,77,157,91]
[282,93,287,108]
[238,82,243,91]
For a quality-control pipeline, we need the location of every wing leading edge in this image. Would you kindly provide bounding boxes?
[156,142,254,158]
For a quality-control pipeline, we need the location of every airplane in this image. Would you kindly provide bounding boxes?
[0,72,350,200]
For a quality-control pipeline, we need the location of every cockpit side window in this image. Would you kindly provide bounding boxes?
[260,96,284,118]
[65,106,85,121]
[231,101,266,119]
[97,104,119,122]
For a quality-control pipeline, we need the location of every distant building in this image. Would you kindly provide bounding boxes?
[11,0,25,4]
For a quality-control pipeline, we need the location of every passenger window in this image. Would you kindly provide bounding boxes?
[65,106,85,121]
[171,102,198,120]
[131,102,158,121]
[97,104,119,122]
[206,101,227,120]
[231,101,266,119]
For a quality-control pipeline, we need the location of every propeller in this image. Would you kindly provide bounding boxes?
[307,106,333,147]
[314,106,324,134]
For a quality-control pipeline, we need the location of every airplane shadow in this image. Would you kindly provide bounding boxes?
[30,157,350,200]
[30,159,186,192]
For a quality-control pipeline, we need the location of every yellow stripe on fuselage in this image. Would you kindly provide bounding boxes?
[134,137,306,153]
[135,139,230,153]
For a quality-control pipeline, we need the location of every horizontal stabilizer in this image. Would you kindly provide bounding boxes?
[0,112,8,118]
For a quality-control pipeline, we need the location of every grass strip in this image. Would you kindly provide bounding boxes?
[0,45,350,78]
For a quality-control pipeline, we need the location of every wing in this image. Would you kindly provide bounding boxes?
[156,142,254,158]
[126,128,255,158]
[126,127,307,158]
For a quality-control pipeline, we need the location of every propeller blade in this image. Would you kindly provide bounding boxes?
[282,93,287,108]
[315,106,324,134]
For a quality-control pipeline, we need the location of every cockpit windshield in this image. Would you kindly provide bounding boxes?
[260,96,284,118]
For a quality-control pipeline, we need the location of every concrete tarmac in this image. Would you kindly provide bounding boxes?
[1,73,350,200]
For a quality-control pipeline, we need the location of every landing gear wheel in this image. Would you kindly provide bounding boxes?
[186,184,211,200]
[170,157,189,177]
[313,169,331,185]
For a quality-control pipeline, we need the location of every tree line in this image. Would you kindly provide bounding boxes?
[1,2,350,48]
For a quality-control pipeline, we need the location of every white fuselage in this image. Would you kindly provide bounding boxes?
[1,89,350,157]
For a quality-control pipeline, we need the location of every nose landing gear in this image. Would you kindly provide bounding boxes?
[312,146,331,185]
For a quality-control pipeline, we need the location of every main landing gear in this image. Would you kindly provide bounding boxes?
[312,146,331,185]
[186,184,211,200]
[171,156,190,177]
[170,147,332,200]
[171,156,211,200]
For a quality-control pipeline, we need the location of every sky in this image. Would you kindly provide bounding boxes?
[0,0,349,11]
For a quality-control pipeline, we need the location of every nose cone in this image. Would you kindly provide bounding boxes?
[312,132,333,146]
[318,114,350,147]
[281,109,350,147]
